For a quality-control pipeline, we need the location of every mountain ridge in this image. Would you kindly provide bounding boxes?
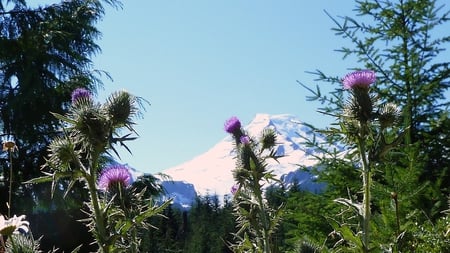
[159,113,325,208]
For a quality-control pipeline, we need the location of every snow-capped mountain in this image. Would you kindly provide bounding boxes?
[160,113,326,208]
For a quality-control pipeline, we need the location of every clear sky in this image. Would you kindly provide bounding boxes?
[91,1,363,174]
[35,1,448,174]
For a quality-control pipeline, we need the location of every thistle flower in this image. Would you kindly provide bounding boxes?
[98,165,132,191]
[342,70,376,90]
[240,135,251,145]
[71,88,92,104]
[0,215,30,236]
[342,70,376,123]
[231,184,239,195]
[224,116,241,134]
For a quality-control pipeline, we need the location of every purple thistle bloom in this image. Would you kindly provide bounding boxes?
[224,116,241,134]
[71,88,92,104]
[240,135,250,145]
[231,184,239,195]
[98,165,132,191]
[342,70,376,89]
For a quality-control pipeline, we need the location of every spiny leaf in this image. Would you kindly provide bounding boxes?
[50,111,77,125]
[23,174,54,184]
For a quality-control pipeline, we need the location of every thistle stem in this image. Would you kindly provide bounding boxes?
[255,185,271,253]
[86,165,109,253]
[8,149,13,218]
[358,135,371,253]
[87,175,109,252]
[0,234,6,251]
[76,155,110,252]
[362,168,371,253]
[249,153,271,252]
[392,192,401,251]
[118,184,138,253]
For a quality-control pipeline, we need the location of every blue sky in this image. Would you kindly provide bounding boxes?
[91,1,363,174]
[34,1,447,174]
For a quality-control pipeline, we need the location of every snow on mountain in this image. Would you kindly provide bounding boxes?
[160,113,325,208]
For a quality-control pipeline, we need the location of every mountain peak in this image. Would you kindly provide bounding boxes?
[161,113,323,208]
[247,113,307,138]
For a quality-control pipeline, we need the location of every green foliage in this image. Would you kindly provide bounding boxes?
[139,196,235,253]
[405,218,450,252]
[185,196,234,253]
[39,88,169,252]
[225,118,285,253]
[293,238,323,253]
[296,0,450,252]
[0,1,121,250]
[150,205,185,253]
[0,0,448,252]
[282,187,333,252]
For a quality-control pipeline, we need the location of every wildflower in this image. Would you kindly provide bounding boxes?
[98,165,132,191]
[0,215,30,236]
[231,184,239,195]
[2,138,17,152]
[342,70,376,90]
[342,70,376,122]
[240,135,250,145]
[224,116,241,134]
[71,88,92,104]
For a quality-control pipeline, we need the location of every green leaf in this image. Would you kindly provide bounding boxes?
[334,197,363,216]
[50,111,77,125]
[120,199,172,234]
[23,174,54,184]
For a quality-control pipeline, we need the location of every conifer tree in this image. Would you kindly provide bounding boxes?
[0,0,121,250]
[298,0,449,251]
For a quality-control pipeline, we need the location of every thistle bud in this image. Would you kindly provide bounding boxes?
[391,192,398,200]
[76,108,109,149]
[261,128,277,150]
[105,91,136,127]
[47,136,77,172]
[378,103,400,129]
